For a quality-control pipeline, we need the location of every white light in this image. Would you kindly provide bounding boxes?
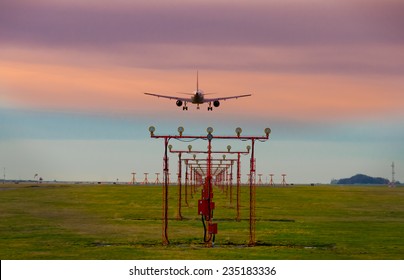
[148,126,156,135]
[246,145,251,152]
[168,144,173,151]
[235,127,242,136]
[206,127,214,134]
[227,145,231,152]
[264,127,271,136]
[188,145,192,152]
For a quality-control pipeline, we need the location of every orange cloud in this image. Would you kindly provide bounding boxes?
[1,44,403,122]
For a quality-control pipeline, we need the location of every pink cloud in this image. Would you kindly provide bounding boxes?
[1,58,403,122]
[1,0,403,123]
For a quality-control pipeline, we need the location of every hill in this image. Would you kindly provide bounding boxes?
[334,174,389,185]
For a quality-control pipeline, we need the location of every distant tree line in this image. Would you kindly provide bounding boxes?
[332,174,391,185]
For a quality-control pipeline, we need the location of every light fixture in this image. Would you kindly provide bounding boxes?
[178,126,184,136]
[206,127,214,134]
[246,145,251,152]
[188,145,192,152]
[235,127,242,137]
[227,145,231,152]
[148,126,156,136]
[168,144,173,152]
[264,127,271,137]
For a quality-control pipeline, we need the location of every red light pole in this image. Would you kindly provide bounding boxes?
[184,160,189,206]
[168,147,184,220]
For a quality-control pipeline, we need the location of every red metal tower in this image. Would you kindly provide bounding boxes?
[269,173,274,186]
[258,174,263,185]
[281,174,287,186]
[155,173,160,184]
[149,126,271,246]
[143,173,149,185]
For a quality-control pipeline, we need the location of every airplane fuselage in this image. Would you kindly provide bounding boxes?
[191,91,204,104]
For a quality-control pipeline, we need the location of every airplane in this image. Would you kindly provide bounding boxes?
[144,72,251,111]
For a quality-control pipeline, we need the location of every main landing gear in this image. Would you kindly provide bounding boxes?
[208,102,213,111]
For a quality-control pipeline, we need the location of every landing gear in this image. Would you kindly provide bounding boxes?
[208,102,213,111]
[183,102,188,110]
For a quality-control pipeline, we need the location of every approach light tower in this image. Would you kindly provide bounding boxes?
[155,173,161,184]
[269,174,274,186]
[131,172,136,185]
[281,174,287,186]
[258,174,263,185]
[390,162,396,188]
[143,173,149,185]
[149,125,271,247]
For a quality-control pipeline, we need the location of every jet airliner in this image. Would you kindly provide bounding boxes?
[144,72,251,111]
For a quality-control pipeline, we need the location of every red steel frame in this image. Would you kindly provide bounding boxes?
[281,174,287,186]
[181,150,249,221]
[149,126,270,246]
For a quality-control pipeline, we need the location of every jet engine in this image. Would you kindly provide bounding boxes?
[213,100,220,107]
[176,100,183,107]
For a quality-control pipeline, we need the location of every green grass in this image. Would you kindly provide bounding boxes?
[1,183,404,259]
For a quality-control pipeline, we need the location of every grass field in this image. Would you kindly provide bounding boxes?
[1,183,404,259]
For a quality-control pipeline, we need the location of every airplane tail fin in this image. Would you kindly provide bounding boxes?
[196,70,199,91]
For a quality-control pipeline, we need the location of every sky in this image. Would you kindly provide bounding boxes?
[1,0,403,184]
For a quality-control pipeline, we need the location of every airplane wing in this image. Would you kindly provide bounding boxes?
[144,92,193,102]
[204,94,252,102]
